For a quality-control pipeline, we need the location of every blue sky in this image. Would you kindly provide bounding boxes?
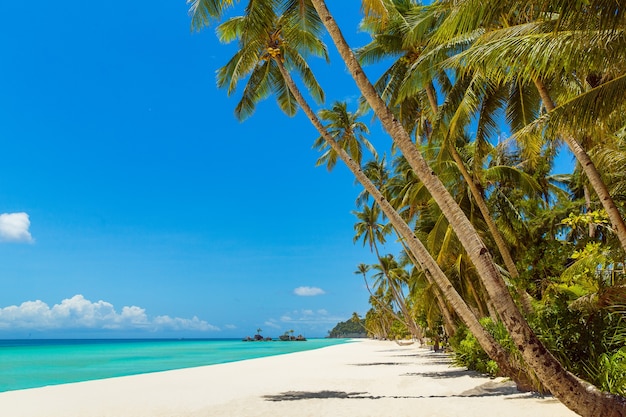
[0,1,395,338]
[0,1,575,339]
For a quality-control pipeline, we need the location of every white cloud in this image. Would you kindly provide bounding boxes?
[0,295,219,333]
[153,315,219,331]
[293,286,325,296]
[279,309,339,325]
[0,212,34,243]
[264,319,281,329]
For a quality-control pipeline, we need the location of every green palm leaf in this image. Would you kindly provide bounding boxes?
[188,0,238,30]
[234,59,273,120]
[270,64,298,116]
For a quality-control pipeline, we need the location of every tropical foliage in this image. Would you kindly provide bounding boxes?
[190,0,626,415]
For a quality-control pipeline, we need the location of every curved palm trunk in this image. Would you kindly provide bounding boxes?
[309,1,626,414]
[534,77,626,254]
[275,58,537,392]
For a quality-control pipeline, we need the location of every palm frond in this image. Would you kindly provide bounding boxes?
[216,16,246,43]
[188,0,238,31]
[514,74,626,149]
[361,0,391,24]
[217,44,261,94]
[285,46,326,104]
[282,0,327,53]
[447,23,626,84]
[400,28,481,102]
[242,0,280,42]
[506,78,540,133]
[233,59,273,120]
[270,63,298,117]
[473,81,507,165]
[483,165,542,197]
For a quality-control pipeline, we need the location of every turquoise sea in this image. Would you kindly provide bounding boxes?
[0,338,348,393]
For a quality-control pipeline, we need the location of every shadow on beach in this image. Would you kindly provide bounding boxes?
[351,362,406,366]
[263,391,377,401]
[421,357,456,365]
[403,368,484,379]
[262,381,526,402]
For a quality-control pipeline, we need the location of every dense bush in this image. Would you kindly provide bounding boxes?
[449,302,626,395]
[531,298,626,395]
[448,318,514,377]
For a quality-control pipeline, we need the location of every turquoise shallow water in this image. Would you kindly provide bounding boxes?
[0,338,348,392]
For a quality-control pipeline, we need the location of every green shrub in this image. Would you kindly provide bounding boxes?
[531,300,626,395]
[448,318,513,377]
[592,348,626,395]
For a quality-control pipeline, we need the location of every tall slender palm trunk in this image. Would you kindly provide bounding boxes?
[533,77,626,254]
[275,58,537,392]
[309,1,626,415]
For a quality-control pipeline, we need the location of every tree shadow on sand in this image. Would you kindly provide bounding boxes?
[262,381,529,402]
[263,391,378,401]
[423,356,455,366]
[403,368,484,379]
[351,362,406,366]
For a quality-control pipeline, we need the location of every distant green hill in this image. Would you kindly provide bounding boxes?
[328,318,367,338]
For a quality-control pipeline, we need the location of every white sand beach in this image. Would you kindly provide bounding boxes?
[0,339,578,417]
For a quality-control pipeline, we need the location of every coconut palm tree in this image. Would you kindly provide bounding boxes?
[353,204,392,258]
[191,0,542,395]
[204,0,328,121]
[355,262,406,326]
[352,205,422,339]
[355,263,371,286]
[370,254,423,339]
[308,0,626,414]
[303,75,539,389]
[358,1,538,313]
[313,101,377,169]
[427,0,626,255]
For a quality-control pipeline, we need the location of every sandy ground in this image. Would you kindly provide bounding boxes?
[0,339,578,417]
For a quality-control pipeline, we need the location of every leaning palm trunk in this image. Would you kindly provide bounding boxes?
[275,59,537,392]
[310,1,626,415]
[533,77,626,255]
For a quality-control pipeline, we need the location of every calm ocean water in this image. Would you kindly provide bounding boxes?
[0,338,348,392]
